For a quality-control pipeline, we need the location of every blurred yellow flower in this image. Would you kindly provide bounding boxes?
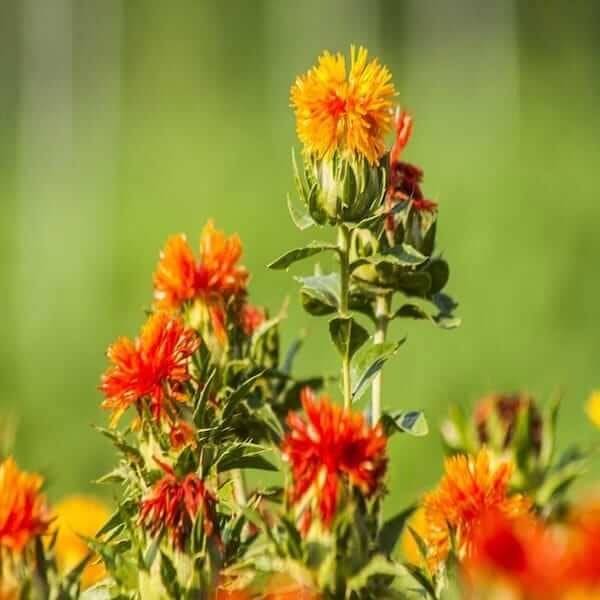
[290,46,396,165]
[52,495,111,588]
[585,391,600,428]
[401,507,427,567]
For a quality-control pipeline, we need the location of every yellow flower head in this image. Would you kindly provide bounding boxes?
[52,495,112,588]
[586,390,600,429]
[422,448,532,571]
[290,46,396,165]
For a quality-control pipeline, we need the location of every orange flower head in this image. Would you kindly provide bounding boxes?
[140,460,218,550]
[153,221,248,313]
[0,457,49,553]
[100,312,200,423]
[291,46,396,165]
[282,388,387,532]
[422,448,531,571]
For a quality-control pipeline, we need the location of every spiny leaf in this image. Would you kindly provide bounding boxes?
[287,193,315,231]
[268,241,338,270]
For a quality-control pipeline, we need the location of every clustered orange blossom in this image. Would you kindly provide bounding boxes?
[0,456,49,554]
[291,45,396,165]
[153,220,249,344]
[282,388,387,532]
[422,448,531,570]
[100,311,200,424]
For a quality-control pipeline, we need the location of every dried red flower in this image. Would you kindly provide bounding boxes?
[385,109,437,235]
[282,388,387,532]
[139,460,218,550]
[169,420,197,449]
[240,303,265,336]
[0,457,49,553]
[100,312,200,423]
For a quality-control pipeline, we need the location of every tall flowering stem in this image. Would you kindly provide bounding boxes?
[337,224,352,409]
[371,293,391,424]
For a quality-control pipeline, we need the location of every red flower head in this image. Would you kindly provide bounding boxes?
[0,457,50,553]
[385,109,437,235]
[563,500,600,595]
[463,510,563,599]
[282,388,387,532]
[139,460,218,550]
[100,312,200,424]
[240,303,265,336]
[153,221,248,312]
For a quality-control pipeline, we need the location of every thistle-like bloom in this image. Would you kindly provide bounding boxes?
[139,461,218,550]
[282,388,387,531]
[291,46,396,165]
[153,221,248,312]
[100,312,200,423]
[0,457,49,553]
[422,448,531,570]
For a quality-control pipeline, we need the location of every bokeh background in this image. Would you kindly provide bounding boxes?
[1,1,599,511]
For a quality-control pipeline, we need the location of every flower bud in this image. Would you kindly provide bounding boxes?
[306,155,384,224]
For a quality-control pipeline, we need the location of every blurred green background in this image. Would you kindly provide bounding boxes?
[1,1,599,511]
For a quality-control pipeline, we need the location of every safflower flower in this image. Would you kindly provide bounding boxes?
[291,46,395,165]
[422,448,531,570]
[282,388,387,532]
[100,312,199,424]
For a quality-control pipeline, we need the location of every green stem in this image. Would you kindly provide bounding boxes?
[337,225,352,409]
[371,294,390,425]
[232,469,247,507]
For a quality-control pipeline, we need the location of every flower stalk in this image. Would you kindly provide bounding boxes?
[337,224,352,409]
[371,293,391,425]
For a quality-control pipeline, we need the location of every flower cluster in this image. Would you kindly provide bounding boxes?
[7,43,599,600]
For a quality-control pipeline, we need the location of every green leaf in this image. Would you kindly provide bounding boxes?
[381,411,429,437]
[396,271,432,296]
[346,555,408,592]
[219,453,278,473]
[393,303,460,330]
[350,340,404,402]
[268,241,337,270]
[328,316,369,360]
[296,273,340,316]
[144,530,163,569]
[287,193,315,230]
[159,552,180,597]
[425,258,449,294]
[193,368,216,428]
[378,504,416,556]
[222,371,265,421]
